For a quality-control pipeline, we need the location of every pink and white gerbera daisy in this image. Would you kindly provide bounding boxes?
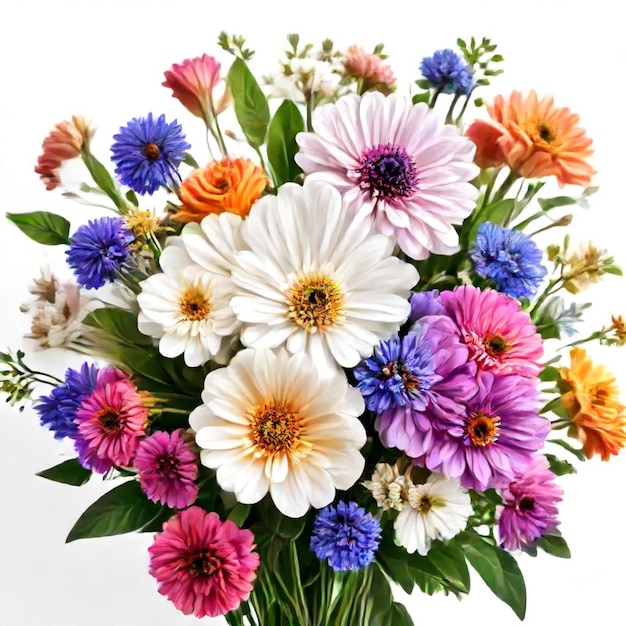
[295,92,479,260]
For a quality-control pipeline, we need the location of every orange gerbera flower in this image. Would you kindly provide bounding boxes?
[173,157,268,223]
[558,347,626,460]
[466,90,595,186]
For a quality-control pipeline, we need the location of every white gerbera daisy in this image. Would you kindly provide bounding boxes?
[230,180,418,372]
[189,347,367,518]
[295,92,479,260]
[394,473,472,556]
[136,242,238,367]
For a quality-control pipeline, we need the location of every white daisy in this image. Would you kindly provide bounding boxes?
[230,179,418,372]
[394,473,472,556]
[295,92,479,260]
[136,242,238,367]
[189,347,367,518]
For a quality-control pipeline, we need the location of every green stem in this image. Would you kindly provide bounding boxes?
[212,113,229,158]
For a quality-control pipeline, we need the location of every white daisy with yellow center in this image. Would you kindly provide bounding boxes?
[393,473,472,556]
[136,241,238,367]
[230,180,418,372]
[189,347,367,518]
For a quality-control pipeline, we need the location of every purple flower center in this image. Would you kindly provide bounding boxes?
[357,143,418,199]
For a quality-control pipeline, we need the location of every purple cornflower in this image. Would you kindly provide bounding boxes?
[66,216,134,290]
[497,456,563,550]
[409,374,550,492]
[34,362,99,439]
[111,113,190,195]
[310,501,381,571]
[134,429,199,509]
[407,290,444,327]
[420,49,474,95]
[470,222,547,299]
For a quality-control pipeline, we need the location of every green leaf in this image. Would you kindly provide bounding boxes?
[411,91,431,105]
[66,480,162,542]
[549,438,587,462]
[539,366,559,382]
[462,533,526,620]
[545,453,577,476]
[266,99,305,186]
[227,502,251,527]
[535,532,571,558]
[427,542,471,593]
[6,211,71,245]
[37,458,92,486]
[82,307,152,347]
[384,601,414,626]
[81,150,127,211]
[368,564,395,626]
[227,57,270,148]
[377,552,415,595]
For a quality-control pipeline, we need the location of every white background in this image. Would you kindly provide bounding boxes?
[1,1,625,624]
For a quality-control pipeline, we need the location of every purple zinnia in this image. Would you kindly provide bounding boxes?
[420,49,474,95]
[409,374,550,492]
[310,501,381,571]
[470,222,547,299]
[134,429,199,509]
[66,216,134,290]
[497,456,563,550]
[34,362,99,439]
[111,112,191,194]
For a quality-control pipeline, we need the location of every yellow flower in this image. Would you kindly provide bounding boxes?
[558,347,626,460]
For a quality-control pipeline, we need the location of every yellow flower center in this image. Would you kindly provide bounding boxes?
[98,407,123,434]
[250,401,301,454]
[286,274,345,333]
[466,412,501,447]
[526,121,559,148]
[417,494,432,513]
[179,286,211,321]
[485,334,508,356]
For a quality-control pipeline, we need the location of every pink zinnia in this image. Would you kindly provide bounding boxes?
[34,115,93,190]
[439,286,543,378]
[76,367,148,467]
[148,507,260,618]
[497,456,563,550]
[410,374,550,491]
[341,44,396,94]
[295,92,479,261]
[135,429,199,508]
[163,54,231,126]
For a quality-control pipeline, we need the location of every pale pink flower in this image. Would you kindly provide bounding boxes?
[295,92,479,260]
[148,507,260,618]
[341,44,396,94]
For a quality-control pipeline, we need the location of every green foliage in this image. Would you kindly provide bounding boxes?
[267,99,305,186]
[6,211,71,245]
[81,149,127,212]
[227,57,270,148]
[534,532,571,558]
[461,532,527,620]
[37,458,92,486]
[545,453,577,476]
[66,480,163,542]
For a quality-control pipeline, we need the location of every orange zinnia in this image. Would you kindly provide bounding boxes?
[465,90,595,186]
[174,158,268,223]
[558,347,626,460]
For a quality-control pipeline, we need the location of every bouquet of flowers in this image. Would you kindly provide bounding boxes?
[3,31,625,625]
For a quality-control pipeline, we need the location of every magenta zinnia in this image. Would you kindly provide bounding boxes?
[148,507,260,618]
[134,429,198,508]
[439,285,544,378]
[497,456,563,550]
[295,92,479,260]
[75,367,148,468]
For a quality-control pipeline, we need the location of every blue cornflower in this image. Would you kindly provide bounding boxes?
[420,49,474,95]
[310,502,381,571]
[111,113,191,194]
[470,221,548,299]
[34,362,99,439]
[353,333,441,413]
[66,216,134,289]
